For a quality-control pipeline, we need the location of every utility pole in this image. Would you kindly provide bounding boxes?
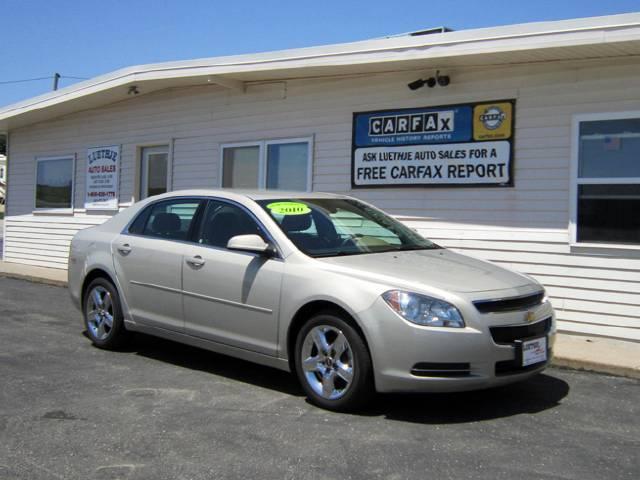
[52,73,61,91]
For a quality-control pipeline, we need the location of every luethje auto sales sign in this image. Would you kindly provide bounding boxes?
[352,100,514,187]
[85,145,120,210]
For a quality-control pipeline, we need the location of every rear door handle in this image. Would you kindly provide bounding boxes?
[117,243,132,255]
[186,255,205,268]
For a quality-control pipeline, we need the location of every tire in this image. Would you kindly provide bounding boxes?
[294,312,374,412]
[83,277,128,350]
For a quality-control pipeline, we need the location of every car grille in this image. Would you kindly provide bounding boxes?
[490,317,552,345]
[491,317,552,376]
[473,291,545,314]
[410,362,471,378]
[495,358,549,376]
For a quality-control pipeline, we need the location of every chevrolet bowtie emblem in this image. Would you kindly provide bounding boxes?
[526,311,536,323]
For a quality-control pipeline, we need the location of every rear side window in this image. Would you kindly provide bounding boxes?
[128,208,150,235]
[129,199,201,241]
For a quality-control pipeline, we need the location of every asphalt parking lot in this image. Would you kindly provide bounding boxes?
[1,277,639,480]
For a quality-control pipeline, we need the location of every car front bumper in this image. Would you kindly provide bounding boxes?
[359,296,556,393]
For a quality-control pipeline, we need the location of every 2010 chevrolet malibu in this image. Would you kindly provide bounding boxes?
[68,190,555,411]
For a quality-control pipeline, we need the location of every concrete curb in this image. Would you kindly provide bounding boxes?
[0,270,67,287]
[551,333,640,380]
[552,357,640,380]
[0,261,68,287]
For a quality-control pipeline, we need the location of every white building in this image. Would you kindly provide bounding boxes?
[0,14,639,341]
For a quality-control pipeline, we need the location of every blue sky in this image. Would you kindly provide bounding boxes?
[1,0,639,107]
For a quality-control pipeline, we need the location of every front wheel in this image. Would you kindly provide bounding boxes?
[83,278,128,350]
[294,312,373,411]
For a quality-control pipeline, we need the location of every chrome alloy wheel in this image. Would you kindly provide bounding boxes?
[301,325,354,400]
[86,286,114,341]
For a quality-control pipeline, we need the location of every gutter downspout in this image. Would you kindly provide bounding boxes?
[2,132,8,261]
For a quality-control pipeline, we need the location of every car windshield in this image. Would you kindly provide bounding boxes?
[257,198,440,258]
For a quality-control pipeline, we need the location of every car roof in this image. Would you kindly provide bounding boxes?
[149,189,349,202]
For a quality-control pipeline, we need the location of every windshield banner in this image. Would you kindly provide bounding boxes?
[352,100,514,188]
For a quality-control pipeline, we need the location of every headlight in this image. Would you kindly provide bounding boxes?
[382,290,465,328]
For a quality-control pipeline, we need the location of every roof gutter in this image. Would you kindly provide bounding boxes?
[141,19,640,70]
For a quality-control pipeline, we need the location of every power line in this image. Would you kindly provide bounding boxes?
[0,76,52,85]
[0,74,88,86]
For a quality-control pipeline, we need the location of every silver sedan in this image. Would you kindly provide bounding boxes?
[68,190,555,411]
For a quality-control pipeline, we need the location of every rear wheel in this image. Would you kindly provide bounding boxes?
[83,278,128,349]
[295,312,373,411]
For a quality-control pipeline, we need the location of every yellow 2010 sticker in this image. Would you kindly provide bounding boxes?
[267,202,311,215]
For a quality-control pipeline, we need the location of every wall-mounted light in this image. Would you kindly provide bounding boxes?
[408,71,450,90]
[408,77,435,90]
[128,85,139,95]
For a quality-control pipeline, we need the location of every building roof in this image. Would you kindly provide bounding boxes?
[1,12,640,131]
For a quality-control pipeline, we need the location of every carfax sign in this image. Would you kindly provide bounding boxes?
[352,100,514,187]
[85,145,120,210]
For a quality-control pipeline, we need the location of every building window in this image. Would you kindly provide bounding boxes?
[221,138,312,191]
[573,113,640,245]
[222,145,260,189]
[35,155,75,210]
[140,146,169,199]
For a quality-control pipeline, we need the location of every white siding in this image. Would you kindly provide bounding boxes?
[5,59,640,340]
[3,215,110,269]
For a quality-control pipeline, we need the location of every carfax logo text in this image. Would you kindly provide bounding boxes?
[369,111,455,136]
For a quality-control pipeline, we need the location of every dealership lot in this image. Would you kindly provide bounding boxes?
[1,277,638,480]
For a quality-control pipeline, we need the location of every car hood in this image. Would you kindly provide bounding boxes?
[316,248,534,294]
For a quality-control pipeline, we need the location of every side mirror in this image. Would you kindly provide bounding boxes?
[227,234,274,256]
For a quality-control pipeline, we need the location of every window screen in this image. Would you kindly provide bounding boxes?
[141,146,169,198]
[266,142,309,191]
[222,146,259,188]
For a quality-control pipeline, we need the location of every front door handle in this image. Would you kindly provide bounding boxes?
[186,255,205,268]
[117,243,132,255]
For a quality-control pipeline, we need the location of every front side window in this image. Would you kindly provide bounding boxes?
[196,200,264,248]
[140,146,169,199]
[221,138,311,191]
[258,198,439,257]
[575,116,640,245]
[35,156,75,209]
[135,199,201,241]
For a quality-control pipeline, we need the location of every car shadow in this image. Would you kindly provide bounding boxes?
[126,332,304,397]
[360,373,570,424]
[116,332,570,423]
